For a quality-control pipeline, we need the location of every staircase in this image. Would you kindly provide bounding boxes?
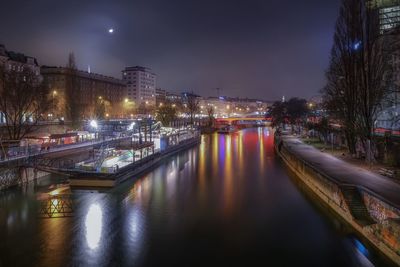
[340,185,376,227]
[94,144,109,172]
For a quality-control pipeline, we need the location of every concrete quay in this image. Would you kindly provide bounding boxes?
[275,133,400,266]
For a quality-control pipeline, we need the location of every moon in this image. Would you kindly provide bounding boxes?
[108,28,114,34]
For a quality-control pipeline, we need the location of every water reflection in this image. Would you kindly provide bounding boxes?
[0,128,378,267]
[85,203,103,250]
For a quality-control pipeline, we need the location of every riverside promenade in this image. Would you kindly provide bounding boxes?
[279,135,400,209]
[276,133,400,266]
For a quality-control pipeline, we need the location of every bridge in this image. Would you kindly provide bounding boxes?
[215,116,272,126]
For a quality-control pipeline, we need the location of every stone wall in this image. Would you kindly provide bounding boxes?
[276,135,400,265]
[0,167,49,191]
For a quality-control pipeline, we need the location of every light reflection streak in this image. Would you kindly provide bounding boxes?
[85,203,103,250]
[198,137,206,194]
[238,131,244,177]
[223,134,234,216]
[259,128,265,175]
[212,133,219,177]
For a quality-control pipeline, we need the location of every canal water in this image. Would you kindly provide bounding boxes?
[0,128,378,267]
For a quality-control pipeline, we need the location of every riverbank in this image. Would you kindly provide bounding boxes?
[275,133,400,266]
[302,137,400,184]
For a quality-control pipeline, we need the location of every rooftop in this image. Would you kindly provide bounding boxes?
[0,44,38,66]
[41,66,125,85]
[123,66,156,75]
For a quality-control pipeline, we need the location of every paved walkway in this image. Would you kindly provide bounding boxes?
[281,135,400,209]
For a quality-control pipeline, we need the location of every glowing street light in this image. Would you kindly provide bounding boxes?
[52,90,58,118]
[128,122,136,131]
[125,98,129,103]
[90,120,98,129]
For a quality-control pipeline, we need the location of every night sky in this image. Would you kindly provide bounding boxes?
[0,0,339,100]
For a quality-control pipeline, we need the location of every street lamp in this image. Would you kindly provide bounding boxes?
[90,120,98,129]
[52,90,57,118]
[90,120,98,140]
[128,122,136,131]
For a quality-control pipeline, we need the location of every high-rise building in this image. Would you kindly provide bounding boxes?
[122,66,156,105]
[369,1,400,130]
[369,0,400,33]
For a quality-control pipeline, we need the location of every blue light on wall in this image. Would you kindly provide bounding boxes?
[354,238,369,258]
[353,41,362,51]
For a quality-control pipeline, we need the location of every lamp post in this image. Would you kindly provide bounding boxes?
[90,120,98,140]
[52,90,57,119]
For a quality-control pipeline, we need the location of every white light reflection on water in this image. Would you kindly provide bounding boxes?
[122,187,146,265]
[85,203,103,250]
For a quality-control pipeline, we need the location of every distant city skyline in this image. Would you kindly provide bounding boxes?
[0,0,340,100]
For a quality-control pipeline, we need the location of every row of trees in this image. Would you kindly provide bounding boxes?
[321,0,399,161]
[270,97,309,133]
[155,94,215,127]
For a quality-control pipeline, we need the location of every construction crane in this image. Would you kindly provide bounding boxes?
[214,88,223,97]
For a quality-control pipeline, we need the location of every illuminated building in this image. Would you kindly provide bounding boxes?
[369,1,400,130]
[369,0,400,33]
[122,66,156,105]
[0,44,40,75]
[155,88,167,106]
[41,66,125,118]
[0,44,40,124]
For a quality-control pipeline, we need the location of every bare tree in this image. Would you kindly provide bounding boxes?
[156,103,177,126]
[0,65,51,140]
[206,106,215,127]
[355,1,393,162]
[65,53,82,128]
[270,101,287,128]
[186,94,199,125]
[322,0,393,159]
[286,97,308,134]
[94,97,107,120]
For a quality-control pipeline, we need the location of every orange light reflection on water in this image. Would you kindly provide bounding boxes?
[223,134,234,216]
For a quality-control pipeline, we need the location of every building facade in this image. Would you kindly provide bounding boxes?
[122,66,156,105]
[41,66,126,119]
[0,44,40,124]
[155,88,167,106]
[369,0,400,33]
[369,1,400,130]
[0,44,40,75]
